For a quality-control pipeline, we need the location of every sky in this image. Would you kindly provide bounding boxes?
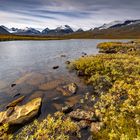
[0,0,140,30]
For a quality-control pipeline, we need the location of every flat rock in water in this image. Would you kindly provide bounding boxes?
[68,109,96,121]
[0,97,42,125]
[6,96,25,108]
[15,72,45,86]
[57,83,78,96]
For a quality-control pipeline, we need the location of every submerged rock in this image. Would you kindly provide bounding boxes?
[6,96,25,108]
[11,83,16,88]
[0,97,42,125]
[61,54,66,57]
[65,61,71,65]
[13,93,21,98]
[62,105,73,114]
[57,83,78,96]
[53,66,59,69]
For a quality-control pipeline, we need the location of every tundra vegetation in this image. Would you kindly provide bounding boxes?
[70,40,140,139]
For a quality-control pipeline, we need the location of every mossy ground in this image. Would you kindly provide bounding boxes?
[70,40,140,139]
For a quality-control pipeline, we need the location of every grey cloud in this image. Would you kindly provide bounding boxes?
[0,0,140,29]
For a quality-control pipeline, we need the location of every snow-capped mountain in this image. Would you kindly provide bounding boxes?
[1,25,76,35]
[42,28,50,34]
[1,26,41,35]
[13,27,41,35]
[98,20,140,30]
[76,28,84,32]
[42,25,74,35]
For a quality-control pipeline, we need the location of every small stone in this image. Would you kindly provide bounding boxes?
[77,70,84,76]
[68,109,96,121]
[52,97,60,101]
[82,52,87,55]
[53,66,59,69]
[11,84,16,87]
[65,61,71,65]
[62,105,73,114]
[57,83,78,96]
[61,54,66,57]
[90,122,104,134]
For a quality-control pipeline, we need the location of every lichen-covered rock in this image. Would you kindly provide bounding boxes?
[0,98,42,125]
[68,109,97,121]
[90,122,104,134]
[57,83,78,96]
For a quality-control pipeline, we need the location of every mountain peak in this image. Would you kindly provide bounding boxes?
[98,19,140,30]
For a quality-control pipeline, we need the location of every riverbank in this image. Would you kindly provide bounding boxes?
[0,34,139,42]
[0,40,140,139]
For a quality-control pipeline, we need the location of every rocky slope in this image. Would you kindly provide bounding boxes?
[0,26,10,34]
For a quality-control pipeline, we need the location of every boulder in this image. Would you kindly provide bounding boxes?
[68,109,96,121]
[0,98,42,125]
[57,83,77,96]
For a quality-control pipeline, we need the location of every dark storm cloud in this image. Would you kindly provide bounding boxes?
[0,0,140,29]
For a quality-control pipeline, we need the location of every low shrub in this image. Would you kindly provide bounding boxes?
[97,42,136,53]
[71,53,140,139]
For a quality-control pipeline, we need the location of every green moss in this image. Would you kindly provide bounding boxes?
[14,112,80,140]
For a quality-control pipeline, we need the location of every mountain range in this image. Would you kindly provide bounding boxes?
[1,19,140,38]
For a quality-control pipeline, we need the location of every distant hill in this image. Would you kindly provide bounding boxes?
[65,20,140,39]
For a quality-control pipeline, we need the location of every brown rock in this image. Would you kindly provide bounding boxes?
[57,83,78,96]
[62,105,73,114]
[39,80,63,91]
[0,98,42,125]
[65,61,71,65]
[90,122,104,134]
[15,72,45,86]
[68,109,96,121]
